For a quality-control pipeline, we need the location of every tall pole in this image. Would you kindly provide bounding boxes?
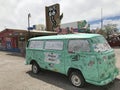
[28,13,30,38]
[101,8,103,30]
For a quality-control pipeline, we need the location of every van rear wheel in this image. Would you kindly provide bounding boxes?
[32,62,40,74]
[69,71,85,87]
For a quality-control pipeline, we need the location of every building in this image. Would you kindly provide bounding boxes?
[0,28,57,54]
[54,20,90,34]
[33,24,45,31]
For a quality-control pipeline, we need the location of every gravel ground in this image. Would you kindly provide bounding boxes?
[0,48,120,90]
[114,48,120,79]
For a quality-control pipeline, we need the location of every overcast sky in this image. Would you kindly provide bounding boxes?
[0,0,120,31]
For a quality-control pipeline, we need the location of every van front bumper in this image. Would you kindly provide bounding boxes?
[86,68,119,86]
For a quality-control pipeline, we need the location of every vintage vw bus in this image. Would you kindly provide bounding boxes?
[26,33,118,87]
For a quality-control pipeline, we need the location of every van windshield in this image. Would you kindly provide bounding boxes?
[91,36,111,52]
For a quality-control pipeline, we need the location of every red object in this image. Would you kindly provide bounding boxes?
[108,35,120,47]
[0,29,17,48]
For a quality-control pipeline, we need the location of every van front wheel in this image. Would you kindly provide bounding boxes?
[32,62,40,74]
[69,71,85,87]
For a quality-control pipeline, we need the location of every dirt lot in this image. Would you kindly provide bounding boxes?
[0,48,120,90]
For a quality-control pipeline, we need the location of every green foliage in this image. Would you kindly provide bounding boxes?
[103,24,118,34]
[102,24,119,39]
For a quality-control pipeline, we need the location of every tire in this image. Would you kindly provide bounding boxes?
[69,71,85,87]
[32,62,40,74]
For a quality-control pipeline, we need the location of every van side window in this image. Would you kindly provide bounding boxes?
[45,40,63,50]
[29,40,44,49]
[68,39,90,53]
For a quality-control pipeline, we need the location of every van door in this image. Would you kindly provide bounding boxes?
[65,39,91,73]
[43,40,65,74]
[26,40,45,67]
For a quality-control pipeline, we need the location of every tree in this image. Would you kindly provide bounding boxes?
[102,24,119,39]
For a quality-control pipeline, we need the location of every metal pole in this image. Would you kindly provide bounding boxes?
[101,8,103,30]
[28,13,30,38]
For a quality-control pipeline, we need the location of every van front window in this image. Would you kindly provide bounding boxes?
[91,36,111,52]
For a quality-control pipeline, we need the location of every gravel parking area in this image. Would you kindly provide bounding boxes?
[0,49,120,90]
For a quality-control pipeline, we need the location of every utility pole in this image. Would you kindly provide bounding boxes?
[101,8,103,30]
[28,13,31,39]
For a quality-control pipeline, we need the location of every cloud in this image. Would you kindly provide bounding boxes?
[59,0,120,22]
[90,23,101,30]
[90,19,120,30]
[0,0,62,30]
[0,0,120,30]
[104,19,120,30]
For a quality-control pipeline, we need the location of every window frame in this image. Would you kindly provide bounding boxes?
[68,39,90,53]
[28,40,44,50]
[44,40,64,50]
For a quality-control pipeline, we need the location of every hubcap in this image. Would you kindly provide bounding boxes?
[71,75,81,86]
[33,64,38,73]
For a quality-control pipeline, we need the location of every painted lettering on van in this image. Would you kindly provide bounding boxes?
[44,52,60,64]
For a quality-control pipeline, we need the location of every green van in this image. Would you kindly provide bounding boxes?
[25,33,119,87]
